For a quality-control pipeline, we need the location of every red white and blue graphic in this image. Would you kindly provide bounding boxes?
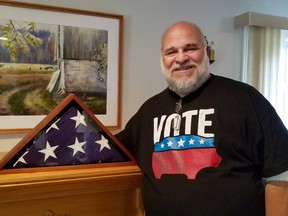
[152,134,222,179]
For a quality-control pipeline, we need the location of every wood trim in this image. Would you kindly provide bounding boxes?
[0,165,142,188]
[0,0,123,19]
[0,152,6,160]
[234,11,288,30]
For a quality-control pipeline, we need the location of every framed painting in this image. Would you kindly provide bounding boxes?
[0,0,123,133]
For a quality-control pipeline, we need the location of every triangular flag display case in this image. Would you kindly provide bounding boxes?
[0,94,143,216]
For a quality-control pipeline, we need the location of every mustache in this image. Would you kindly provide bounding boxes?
[172,63,196,72]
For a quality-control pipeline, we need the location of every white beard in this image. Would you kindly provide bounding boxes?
[161,55,210,97]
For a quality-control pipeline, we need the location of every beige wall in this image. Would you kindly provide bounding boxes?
[1,0,288,157]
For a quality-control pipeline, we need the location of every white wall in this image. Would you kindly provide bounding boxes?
[1,0,288,152]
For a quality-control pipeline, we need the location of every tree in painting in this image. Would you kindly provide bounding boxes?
[0,19,57,115]
[0,21,43,62]
[0,19,108,116]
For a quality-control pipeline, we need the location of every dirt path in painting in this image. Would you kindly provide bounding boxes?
[0,84,43,115]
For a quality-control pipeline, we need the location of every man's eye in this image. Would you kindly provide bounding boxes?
[167,51,175,55]
[185,47,197,52]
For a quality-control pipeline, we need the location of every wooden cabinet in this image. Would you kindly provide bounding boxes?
[0,165,143,216]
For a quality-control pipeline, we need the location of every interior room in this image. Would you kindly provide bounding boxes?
[0,0,288,153]
[0,0,287,215]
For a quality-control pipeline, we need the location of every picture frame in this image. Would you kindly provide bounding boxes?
[0,0,123,133]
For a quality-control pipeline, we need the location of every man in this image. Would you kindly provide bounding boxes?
[116,21,288,216]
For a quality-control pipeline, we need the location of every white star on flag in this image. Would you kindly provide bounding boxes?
[39,141,58,162]
[167,140,173,147]
[70,110,87,128]
[189,138,195,145]
[13,150,29,167]
[68,137,86,156]
[95,135,111,152]
[178,138,185,147]
[46,118,61,133]
[199,138,205,144]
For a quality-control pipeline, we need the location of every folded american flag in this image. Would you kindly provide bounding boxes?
[2,95,130,169]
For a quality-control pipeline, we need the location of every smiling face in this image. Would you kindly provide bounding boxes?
[161,22,210,97]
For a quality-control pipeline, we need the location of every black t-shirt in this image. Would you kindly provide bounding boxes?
[116,74,288,216]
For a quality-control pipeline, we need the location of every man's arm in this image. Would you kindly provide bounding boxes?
[265,181,288,216]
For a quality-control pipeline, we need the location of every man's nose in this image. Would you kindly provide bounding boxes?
[175,51,188,63]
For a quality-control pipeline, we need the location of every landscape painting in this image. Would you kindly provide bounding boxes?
[0,19,108,117]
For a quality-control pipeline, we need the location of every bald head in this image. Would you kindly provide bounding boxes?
[161,21,207,51]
